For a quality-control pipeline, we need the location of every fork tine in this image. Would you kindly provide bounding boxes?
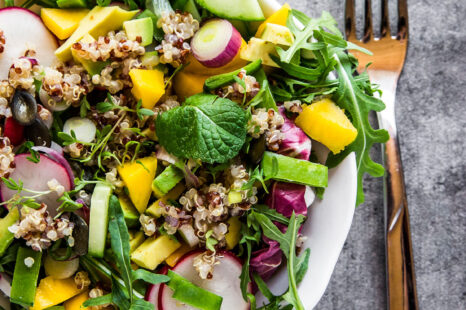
[398,0,409,41]
[362,0,373,42]
[380,0,390,38]
[344,0,356,40]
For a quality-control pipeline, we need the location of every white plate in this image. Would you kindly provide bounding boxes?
[256,1,358,308]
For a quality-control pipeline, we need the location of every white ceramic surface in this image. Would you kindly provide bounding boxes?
[256,1,358,308]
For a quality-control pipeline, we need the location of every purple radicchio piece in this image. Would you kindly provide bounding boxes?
[266,181,308,218]
[250,238,283,281]
[277,107,312,161]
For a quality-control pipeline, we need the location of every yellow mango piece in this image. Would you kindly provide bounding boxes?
[31,277,82,310]
[165,244,192,267]
[129,230,145,253]
[64,290,89,310]
[41,8,89,40]
[295,98,358,154]
[225,216,241,250]
[131,235,181,270]
[173,71,208,101]
[55,6,138,61]
[240,37,279,67]
[255,3,291,37]
[146,183,185,218]
[117,157,157,213]
[129,69,165,109]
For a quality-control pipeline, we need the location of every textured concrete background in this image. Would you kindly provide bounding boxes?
[284,0,466,309]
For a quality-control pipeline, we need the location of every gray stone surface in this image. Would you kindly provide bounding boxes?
[285,0,466,309]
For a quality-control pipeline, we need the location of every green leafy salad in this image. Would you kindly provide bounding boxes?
[0,0,388,309]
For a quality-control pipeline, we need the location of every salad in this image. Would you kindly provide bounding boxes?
[0,0,388,309]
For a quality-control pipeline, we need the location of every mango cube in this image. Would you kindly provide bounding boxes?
[225,217,241,250]
[255,3,291,37]
[165,244,192,267]
[117,157,157,213]
[173,71,208,101]
[295,98,358,154]
[55,6,138,61]
[131,235,181,270]
[129,69,165,109]
[41,8,89,40]
[31,277,83,310]
[64,290,89,310]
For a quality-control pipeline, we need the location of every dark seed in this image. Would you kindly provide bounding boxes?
[70,213,88,256]
[25,117,52,147]
[248,134,267,165]
[11,90,37,125]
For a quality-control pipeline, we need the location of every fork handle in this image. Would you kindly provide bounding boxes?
[383,134,419,310]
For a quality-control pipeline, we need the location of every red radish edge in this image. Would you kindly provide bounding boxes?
[32,146,75,188]
[158,250,251,310]
[191,19,242,68]
[3,118,24,146]
[145,265,169,308]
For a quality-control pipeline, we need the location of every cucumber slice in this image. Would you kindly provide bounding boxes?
[10,247,42,308]
[88,183,113,258]
[195,0,264,21]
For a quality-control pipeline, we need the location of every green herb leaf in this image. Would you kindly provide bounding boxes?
[156,94,247,164]
[204,59,262,90]
[253,205,289,225]
[129,298,155,310]
[249,69,277,111]
[132,269,170,285]
[108,195,133,303]
[295,248,310,285]
[83,294,113,307]
[327,51,389,205]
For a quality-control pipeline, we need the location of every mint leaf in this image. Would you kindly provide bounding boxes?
[156,94,247,164]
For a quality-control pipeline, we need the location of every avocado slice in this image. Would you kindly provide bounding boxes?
[152,165,184,198]
[0,207,19,256]
[55,6,138,62]
[118,195,140,228]
[129,230,145,253]
[123,17,154,47]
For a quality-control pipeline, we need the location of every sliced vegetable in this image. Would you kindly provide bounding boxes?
[165,244,192,267]
[123,17,154,46]
[118,195,140,227]
[10,247,42,308]
[44,255,80,280]
[117,157,158,213]
[225,216,241,250]
[295,98,358,154]
[0,272,11,297]
[261,151,328,187]
[203,59,262,90]
[240,37,279,67]
[30,276,83,310]
[41,8,89,40]
[0,208,19,256]
[131,235,181,270]
[194,0,264,21]
[129,230,145,253]
[31,146,75,188]
[56,0,88,8]
[0,154,72,216]
[277,106,312,160]
[260,23,294,46]
[146,183,185,218]
[191,19,243,68]
[63,117,97,144]
[177,224,199,248]
[88,183,113,258]
[151,165,184,199]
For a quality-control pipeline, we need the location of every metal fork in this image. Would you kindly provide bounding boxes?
[344,0,418,309]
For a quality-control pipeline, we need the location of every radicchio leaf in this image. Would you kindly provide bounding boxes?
[266,182,308,218]
[250,238,282,280]
[277,107,312,161]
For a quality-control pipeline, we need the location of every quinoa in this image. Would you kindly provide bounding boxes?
[139,214,157,237]
[193,251,218,280]
[156,11,199,66]
[74,271,91,290]
[0,30,5,54]
[284,99,303,113]
[8,57,42,92]
[217,69,260,103]
[248,108,285,151]
[0,137,15,178]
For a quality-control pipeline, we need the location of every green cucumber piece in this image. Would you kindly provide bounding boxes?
[88,183,113,258]
[204,59,262,90]
[56,0,87,8]
[152,165,184,198]
[0,207,19,256]
[10,247,42,308]
[167,270,223,310]
[261,151,328,187]
[194,0,264,21]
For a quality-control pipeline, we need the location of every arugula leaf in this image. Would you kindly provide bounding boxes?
[253,205,290,225]
[327,51,389,205]
[156,94,247,164]
[83,294,113,307]
[108,195,134,303]
[129,298,155,309]
[295,248,310,285]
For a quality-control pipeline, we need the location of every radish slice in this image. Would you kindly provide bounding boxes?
[32,146,75,188]
[159,250,250,310]
[0,7,58,80]
[191,19,242,68]
[145,266,168,309]
[0,154,72,216]
[0,273,11,297]
[63,117,97,144]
